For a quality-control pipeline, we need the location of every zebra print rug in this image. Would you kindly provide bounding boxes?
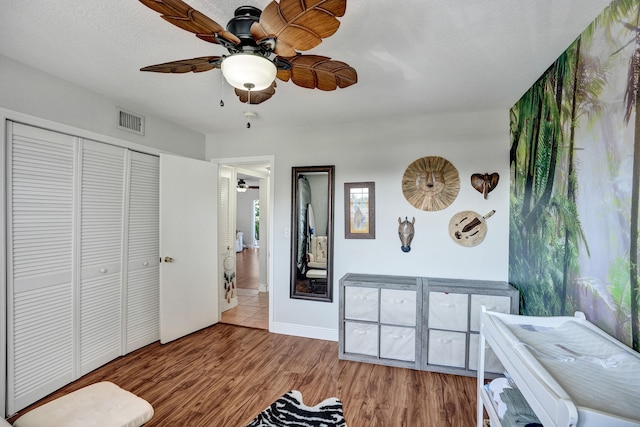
[245,390,346,427]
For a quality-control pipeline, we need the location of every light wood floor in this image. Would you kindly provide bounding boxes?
[220,288,268,329]
[221,248,268,329]
[235,248,260,290]
[8,324,478,426]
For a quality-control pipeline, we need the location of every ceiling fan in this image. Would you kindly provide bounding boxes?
[138,0,358,105]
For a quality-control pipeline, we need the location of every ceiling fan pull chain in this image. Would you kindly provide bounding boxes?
[246,90,251,128]
[219,73,225,107]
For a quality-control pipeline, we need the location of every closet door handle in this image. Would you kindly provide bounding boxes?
[142,261,149,266]
[164,256,174,263]
[99,268,107,273]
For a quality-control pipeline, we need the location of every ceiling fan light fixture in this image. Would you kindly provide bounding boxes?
[221,54,277,91]
[237,178,248,192]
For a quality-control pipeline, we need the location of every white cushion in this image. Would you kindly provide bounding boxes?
[306,269,327,279]
[13,382,153,427]
[311,236,328,263]
[307,260,326,269]
[1,419,12,427]
[307,236,327,269]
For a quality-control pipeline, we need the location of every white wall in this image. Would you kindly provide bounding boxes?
[236,188,259,248]
[0,54,205,159]
[206,110,510,340]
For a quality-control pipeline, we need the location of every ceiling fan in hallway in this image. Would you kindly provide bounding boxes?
[138,0,358,105]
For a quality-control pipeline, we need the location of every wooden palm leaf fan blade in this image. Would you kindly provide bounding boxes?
[277,55,357,90]
[235,81,277,104]
[140,56,222,73]
[251,0,346,57]
[138,0,240,45]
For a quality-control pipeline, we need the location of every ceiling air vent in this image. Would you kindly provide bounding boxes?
[117,108,145,135]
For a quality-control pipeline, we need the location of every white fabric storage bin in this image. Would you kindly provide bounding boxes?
[468,333,504,373]
[344,287,379,321]
[344,322,378,356]
[380,325,415,361]
[469,294,511,332]
[428,330,466,368]
[428,292,468,331]
[380,289,417,326]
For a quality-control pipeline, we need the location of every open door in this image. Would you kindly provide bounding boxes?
[218,165,238,312]
[159,154,218,344]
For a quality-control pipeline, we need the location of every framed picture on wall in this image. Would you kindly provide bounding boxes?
[344,182,375,239]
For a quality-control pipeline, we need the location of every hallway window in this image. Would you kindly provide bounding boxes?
[253,199,260,248]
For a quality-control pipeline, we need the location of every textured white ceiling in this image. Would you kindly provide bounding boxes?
[0,0,612,134]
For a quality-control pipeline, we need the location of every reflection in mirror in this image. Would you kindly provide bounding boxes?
[290,165,335,302]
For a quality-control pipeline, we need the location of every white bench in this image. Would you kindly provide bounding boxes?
[8,382,153,427]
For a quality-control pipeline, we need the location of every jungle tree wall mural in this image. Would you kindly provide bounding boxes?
[509,0,640,351]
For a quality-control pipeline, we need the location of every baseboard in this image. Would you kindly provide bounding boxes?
[258,283,268,292]
[269,321,338,342]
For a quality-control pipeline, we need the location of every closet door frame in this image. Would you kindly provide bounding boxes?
[0,109,165,418]
[1,116,8,418]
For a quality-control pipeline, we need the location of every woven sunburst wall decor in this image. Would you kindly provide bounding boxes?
[402,156,460,211]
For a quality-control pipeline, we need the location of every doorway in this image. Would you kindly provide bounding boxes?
[216,157,272,330]
[221,247,268,329]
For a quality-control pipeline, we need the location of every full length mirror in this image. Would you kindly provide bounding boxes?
[290,165,335,302]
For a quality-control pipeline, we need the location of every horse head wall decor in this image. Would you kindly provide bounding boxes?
[398,216,415,253]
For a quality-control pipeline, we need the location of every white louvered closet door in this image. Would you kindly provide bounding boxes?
[79,140,126,375]
[125,151,159,353]
[7,122,76,414]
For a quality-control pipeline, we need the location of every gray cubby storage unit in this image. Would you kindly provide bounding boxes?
[339,274,519,377]
[423,277,519,377]
[339,274,422,369]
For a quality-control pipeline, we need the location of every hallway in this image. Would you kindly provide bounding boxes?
[220,248,268,329]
